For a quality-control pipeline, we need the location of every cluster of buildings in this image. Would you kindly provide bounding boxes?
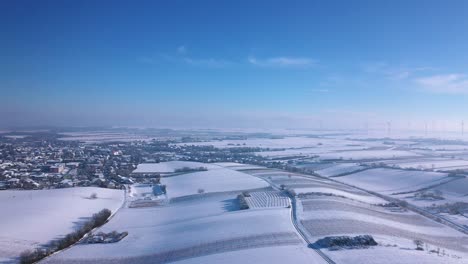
[0,132,279,191]
[0,138,137,190]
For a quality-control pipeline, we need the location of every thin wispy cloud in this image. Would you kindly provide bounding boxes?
[137,56,156,64]
[183,57,232,68]
[138,47,232,68]
[363,62,434,80]
[141,48,316,69]
[310,88,330,93]
[415,74,468,94]
[177,45,187,54]
[248,56,316,68]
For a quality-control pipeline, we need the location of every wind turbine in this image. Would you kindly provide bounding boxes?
[462,121,465,136]
[386,121,391,137]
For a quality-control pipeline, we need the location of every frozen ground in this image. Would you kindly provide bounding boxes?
[336,168,450,194]
[254,145,370,159]
[58,132,151,143]
[44,196,302,264]
[326,244,466,264]
[176,136,367,149]
[297,195,468,254]
[314,163,366,177]
[43,162,323,264]
[161,168,269,198]
[385,158,468,171]
[295,186,388,204]
[171,245,328,264]
[431,177,468,196]
[244,191,290,209]
[0,188,124,263]
[212,162,265,170]
[420,144,468,151]
[318,150,420,160]
[133,161,221,174]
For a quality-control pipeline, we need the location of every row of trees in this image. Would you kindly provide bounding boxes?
[20,209,112,264]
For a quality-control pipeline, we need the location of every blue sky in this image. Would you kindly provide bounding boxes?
[2,0,468,130]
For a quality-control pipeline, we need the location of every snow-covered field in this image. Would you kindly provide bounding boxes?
[171,245,328,264]
[0,188,124,262]
[3,135,29,139]
[44,194,302,264]
[385,158,468,171]
[295,186,388,204]
[161,168,269,198]
[317,150,420,160]
[133,161,221,174]
[420,144,468,151]
[315,163,366,177]
[326,242,466,264]
[244,191,290,209]
[176,136,366,149]
[297,195,468,256]
[432,177,468,196]
[58,132,151,143]
[213,162,266,170]
[335,168,450,194]
[254,145,370,158]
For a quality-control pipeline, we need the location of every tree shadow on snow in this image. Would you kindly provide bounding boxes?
[222,198,240,212]
[48,216,91,244]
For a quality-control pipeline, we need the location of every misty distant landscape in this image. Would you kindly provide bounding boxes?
[2,0,468,263]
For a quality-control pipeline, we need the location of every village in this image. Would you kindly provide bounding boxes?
[0,132,269,191]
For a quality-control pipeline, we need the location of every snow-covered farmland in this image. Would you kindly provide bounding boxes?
[326,242,466,264]
[244,191,290,209]
[432,177,468,197]
[421,144,468,151]
[0,188,124,262]
[385,158,468,171]
[133,161,221,174]
[254,145,370,159]
[317,149,420,161]
[295,186,387,204]
[314,163,366,177]
[171,245,328,264]
[161,168,269,198]
[297,195,468,254]
[213,162,266,171]
[176,136,366,149]
[44,197,302,264]
[336,168,451,194]
[58,132,151,143]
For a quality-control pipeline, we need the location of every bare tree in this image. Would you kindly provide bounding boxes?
[414,240,424,250]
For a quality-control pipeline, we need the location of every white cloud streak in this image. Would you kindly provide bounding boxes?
[310,88,330,93]
[248,56,316,67]
[415,74,468,94]
[363,62,434,80]
[183,57,231,68]
[177,45,187,54]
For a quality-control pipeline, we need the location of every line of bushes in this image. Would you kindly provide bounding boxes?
[19,208,112,264]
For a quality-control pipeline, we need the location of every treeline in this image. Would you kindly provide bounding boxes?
[174,166,208,173]
[20,209,112,264]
